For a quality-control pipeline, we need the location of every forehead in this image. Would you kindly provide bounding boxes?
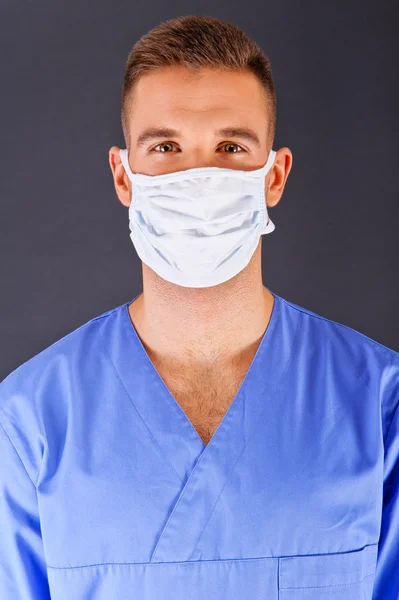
[129,66,268,138]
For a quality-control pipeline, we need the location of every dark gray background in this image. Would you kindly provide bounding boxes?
[1,1,398,379]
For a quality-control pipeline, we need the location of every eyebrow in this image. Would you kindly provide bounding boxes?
[136,126,261,148]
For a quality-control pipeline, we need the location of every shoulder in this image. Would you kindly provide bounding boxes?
[278,293,399,440]
[278,293,399,367]
[0,302,121,407]
[0,301,125,483]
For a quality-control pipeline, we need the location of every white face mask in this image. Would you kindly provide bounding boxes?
[119,148,276,288]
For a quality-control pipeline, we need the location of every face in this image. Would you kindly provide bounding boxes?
[109,66,292,211]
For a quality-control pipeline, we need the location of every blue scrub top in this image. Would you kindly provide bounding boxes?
[0,289,398,599]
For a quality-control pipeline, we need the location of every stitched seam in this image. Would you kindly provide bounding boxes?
[45,543,378,570]
[278,557,280,599]
[280,571,375,590]
[278,295,399,358]
[322,318,372,393]
[45,555,378,571]
[47,556,274,569]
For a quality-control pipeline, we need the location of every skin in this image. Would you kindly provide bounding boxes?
[108,65,293,372]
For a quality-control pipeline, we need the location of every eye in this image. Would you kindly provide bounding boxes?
[217,143,245,153]
[151,142,179,153]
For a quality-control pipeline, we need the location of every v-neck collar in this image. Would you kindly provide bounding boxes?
[125,287,280,446]
[99,289,285,478]
[98,288,299,561]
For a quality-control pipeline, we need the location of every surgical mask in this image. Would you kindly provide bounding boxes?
[119,147,276,288]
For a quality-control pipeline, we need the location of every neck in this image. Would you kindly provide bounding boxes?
[128,247,274,367]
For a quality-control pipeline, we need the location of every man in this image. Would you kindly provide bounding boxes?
[0,14,398,600]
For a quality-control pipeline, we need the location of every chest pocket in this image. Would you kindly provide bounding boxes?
[279,543,378,599]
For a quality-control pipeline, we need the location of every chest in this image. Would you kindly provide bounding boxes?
[155,362,248,446]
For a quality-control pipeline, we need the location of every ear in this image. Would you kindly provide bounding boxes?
[266,148,293,208]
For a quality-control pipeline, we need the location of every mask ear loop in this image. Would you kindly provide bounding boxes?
[119,148,135,180]
[258,149,277,231]
[120,148,140,209]
[253,149,277,176]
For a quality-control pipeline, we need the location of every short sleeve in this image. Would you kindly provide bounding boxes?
[0,418,51,598]
[372,402,399,599]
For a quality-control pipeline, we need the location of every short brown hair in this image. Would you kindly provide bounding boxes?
[121,15,276,151]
